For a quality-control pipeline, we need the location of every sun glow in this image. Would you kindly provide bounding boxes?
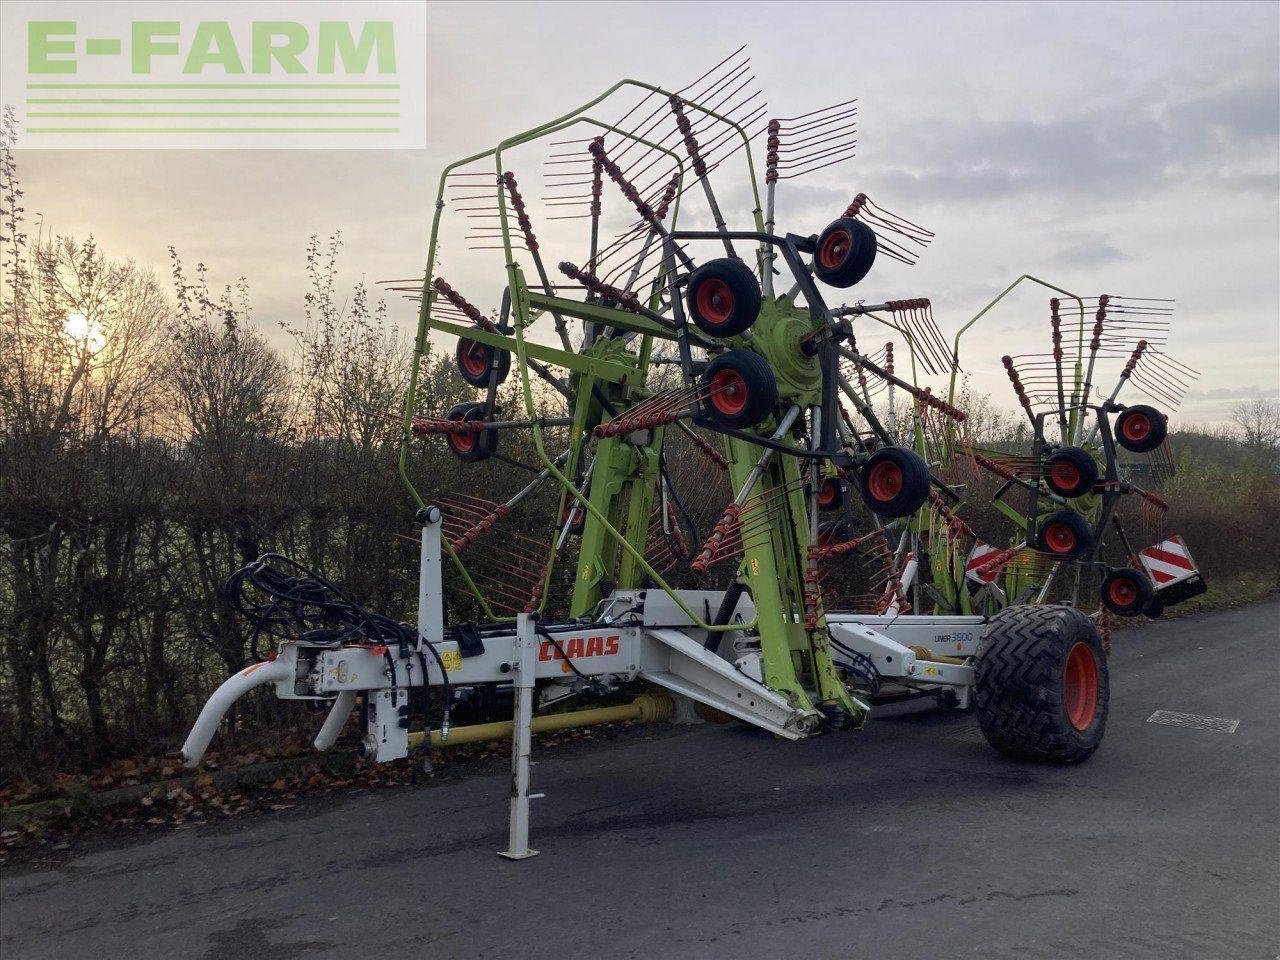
[64,311,106,352]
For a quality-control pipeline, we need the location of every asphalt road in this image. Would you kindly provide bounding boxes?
[3,601,1278,960]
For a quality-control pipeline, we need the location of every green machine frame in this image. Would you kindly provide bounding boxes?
[397,80,860,723]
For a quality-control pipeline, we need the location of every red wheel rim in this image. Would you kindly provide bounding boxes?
[449,424,475,454]
[867,461,903,503]
[695,278,735,327]
[1050,460,1081,492]
[1043,522,1077,554]
[1108,576,1137,607]
[818,228,852,270]
[1121,412,1150,442]
[709,368,748,416]
[818,479,838,507]
[459,341,489,379]
[1063,641,1099,730]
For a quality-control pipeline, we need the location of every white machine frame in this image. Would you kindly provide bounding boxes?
[182,510,990,857]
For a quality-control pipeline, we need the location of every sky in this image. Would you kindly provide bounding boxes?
[10,0,1280,426]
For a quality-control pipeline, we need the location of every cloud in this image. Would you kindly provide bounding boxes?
[1053,232,1128,268]
[10,1,1276,430]
[865,75,1280,204]
[1187,385,1280,401]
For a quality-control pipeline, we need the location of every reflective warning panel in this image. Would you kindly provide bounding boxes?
[1138,535,1198,587]
[1138,534,1207,607]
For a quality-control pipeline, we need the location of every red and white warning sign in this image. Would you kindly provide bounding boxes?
[1138,535,1199,587]
[966,543,1001,584]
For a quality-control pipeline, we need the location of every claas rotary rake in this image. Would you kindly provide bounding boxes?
[181,51,1206,857]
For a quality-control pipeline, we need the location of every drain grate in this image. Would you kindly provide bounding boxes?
[1146,710,1240,734]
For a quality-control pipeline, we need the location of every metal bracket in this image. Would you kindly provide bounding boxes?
[642,628,814,738]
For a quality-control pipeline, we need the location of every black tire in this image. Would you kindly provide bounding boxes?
[1100,567,1155,617]
[1144,594,1165,619]
[701,350,778,430]
[813,217,877,288]
[444,401,498,463]
[455,338,510,389]
[686,258,762,337]
[817,516,856,548]
[1033,509,1094,560]
[975,604,1109,763]
[857,446,931,518]
[817,476,846,512]
[1044,446,1098,498]
[1115,404,1167,453]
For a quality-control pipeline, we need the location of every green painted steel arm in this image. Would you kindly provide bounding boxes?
[490,81,764,632]
[423,314,637,381]
[947,274,1085,410]
[400,78,760,626]
[524,292,680,344]
[398,94,698,506]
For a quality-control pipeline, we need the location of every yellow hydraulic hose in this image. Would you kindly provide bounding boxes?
[408,690,674,750]
[909,646,967,665]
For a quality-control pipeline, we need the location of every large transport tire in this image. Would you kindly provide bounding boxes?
[975,604,1109,764]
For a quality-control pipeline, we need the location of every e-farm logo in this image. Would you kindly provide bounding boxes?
[0,0,427,149]
[28,21,397,76]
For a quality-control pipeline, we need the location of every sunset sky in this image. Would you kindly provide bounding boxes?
[10,0,1279,425]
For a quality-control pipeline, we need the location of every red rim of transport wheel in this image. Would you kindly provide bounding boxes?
[818,229,852,269]
[1121,413,1150,442]
[1050,461,1081,491]
[460,341,489,379]
[818,479,837,507]
[709,369,748,416]
[1043,522,1077,554]
[1108,576,1137,607]
[867,461,903,503]
[695,278,734,327]
[449,419,476,454]
[1063,641,1099,730]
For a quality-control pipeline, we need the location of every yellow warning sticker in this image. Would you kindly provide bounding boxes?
[440,649,463,673]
